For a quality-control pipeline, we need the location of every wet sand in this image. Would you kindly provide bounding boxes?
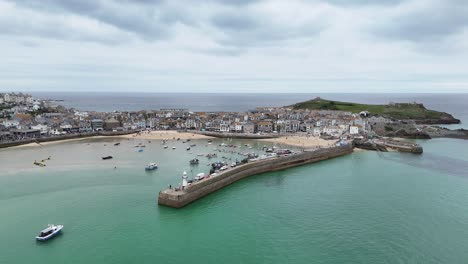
[259,135,336,149]
[5,131,212,150]
[117,131,214,140]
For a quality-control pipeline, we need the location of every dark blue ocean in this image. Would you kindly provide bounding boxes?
[32,92,468,128]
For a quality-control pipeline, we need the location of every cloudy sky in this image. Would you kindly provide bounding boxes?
[0,0,467,93]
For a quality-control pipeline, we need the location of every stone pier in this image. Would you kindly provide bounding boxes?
[158,144,354,208]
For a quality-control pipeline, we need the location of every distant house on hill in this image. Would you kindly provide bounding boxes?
[360,111,370,117]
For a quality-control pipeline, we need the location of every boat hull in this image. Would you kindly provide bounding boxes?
[36,225,63,241]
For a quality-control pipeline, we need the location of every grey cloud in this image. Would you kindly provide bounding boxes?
[19,40,39,47]
[322,0,405,7]
[210,11,324,49]
[0,8,129,45]
[7,0,182,40]
[207,0,261,5]
[4,0,323,49]
[212,13,258,31]
[373,1,468,42]
[193,46,244,56]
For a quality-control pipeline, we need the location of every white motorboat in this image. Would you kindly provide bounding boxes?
[36,224,63,241]
[195,173,205,181]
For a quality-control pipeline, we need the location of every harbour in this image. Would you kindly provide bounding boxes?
[1,137,468,263]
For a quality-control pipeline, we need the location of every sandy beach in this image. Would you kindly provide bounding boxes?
[3,131,213,150]
[4,131,344,151]
[117,130,214,140]
[259,135,336,149]
[5,136,119,149]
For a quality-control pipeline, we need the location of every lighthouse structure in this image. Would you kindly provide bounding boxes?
[182,171,188,189]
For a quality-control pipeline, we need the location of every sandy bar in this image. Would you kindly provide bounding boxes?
[116,130,214,140]
[4,131,213,150]
[4,136,119,149]
[258,135,336,149]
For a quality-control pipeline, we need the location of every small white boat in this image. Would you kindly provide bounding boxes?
[164,146,168,149]
[172,147,176,150]
[195,173,205,181]
[145,163,158,171]
[36,224,63,241]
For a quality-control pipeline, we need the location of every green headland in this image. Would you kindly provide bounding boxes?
[289,97,460,124]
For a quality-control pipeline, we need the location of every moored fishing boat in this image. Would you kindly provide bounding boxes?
[33,161,46,167]
[35,224,63,241]
[190,158,199,165]
[102,156,113,160]
[145,163,158,170]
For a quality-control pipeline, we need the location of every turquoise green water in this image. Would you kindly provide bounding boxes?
[1,137,468,263]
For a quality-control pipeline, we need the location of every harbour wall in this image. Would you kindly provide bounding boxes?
[0,130,137,149]
[158,144,353,208]
[353,138,423,153]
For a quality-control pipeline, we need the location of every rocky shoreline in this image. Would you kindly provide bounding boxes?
[423,127,468,140]
[414,117,461,125]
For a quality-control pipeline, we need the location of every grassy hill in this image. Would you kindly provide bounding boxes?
[289,97,459,123]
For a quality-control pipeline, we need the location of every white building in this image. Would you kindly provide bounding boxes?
[31,124,50,134]
[350,126,359,135]
[2,119,19,128]
[148,118,160,129]
[234,124,243,132]
[30,105,40,112]
[74,111,89,118]
[313,128,321,137]
[220,123,229,132]
[15,96,25,104]
[184,119,198,129]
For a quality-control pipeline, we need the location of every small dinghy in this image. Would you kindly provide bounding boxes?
[102,156,113,160]
[36,224,63,241]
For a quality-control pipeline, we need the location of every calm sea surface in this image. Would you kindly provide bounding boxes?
[1,137,468,263]
[31,92,468,129]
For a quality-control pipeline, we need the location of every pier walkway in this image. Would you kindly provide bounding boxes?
[158,144,353,208]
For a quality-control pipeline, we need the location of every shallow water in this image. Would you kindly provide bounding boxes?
[1,137,468,263]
